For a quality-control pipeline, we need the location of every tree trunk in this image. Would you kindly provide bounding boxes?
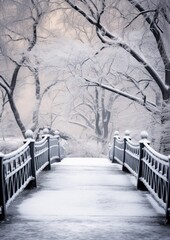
[31,68,41,133]
[95,87,102,137]
[101,89,111,139]
[102,110,111,139]
[160,99,170,155]
[31,101,41,133]
[8,94,26,138]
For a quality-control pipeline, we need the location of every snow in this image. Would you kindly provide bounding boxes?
[17,158,162,220]
[59,157,112,166]
[1,157,168,240]
[128,174,165,215]
[32,37,93,73]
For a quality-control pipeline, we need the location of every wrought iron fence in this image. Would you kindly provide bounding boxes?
[0,128,66,220]
[35,136,50,174]
[124,139,140,177]
[109,130,170,222]
[50,136,60,163]
[114,138,124,164]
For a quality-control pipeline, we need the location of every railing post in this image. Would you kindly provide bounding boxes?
[122,130,131,172]
[165,156,170,222]
[55,131,61,162]
[0,153,6,220]
[47,135,51,170]
[137,131,150,190]
[112,131,119,163]
[43,128,51,170]
[25,130,37,188]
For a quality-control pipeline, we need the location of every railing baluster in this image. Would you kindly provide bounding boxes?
[137,131,150,191]
[112,131,119,163]
[30,139,37,187]
[137,140,145,190]
[28,139,37,188]
[55,131,61,162]
[42,128,51,171]
[0,153,6,220]
[24,130,37,189]
[47,135,51,170]
[165,156,170,222]
[122,130,131,172]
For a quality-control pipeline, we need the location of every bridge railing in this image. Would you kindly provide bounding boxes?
[124,136,140,177]
[0,128,66,220]
[109,130,170,222]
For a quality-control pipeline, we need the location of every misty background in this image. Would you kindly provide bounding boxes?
[0,0,170,156]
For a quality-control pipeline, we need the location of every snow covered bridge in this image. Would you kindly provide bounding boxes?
[1,129,170,239]
[0,157,170,239]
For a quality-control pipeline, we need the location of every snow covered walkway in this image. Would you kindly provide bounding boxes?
[0,157,170,239]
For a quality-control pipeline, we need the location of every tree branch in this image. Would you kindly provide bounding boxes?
[125,9,156,29]
[71,111,94,129]
[65,0,170,99]
[127,0,170,87]
[69,120,93,130]
[85,78,159,113]
[118,72,147,98]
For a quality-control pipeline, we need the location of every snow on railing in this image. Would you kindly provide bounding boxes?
[0,128,66,220]
[109,130,170,222]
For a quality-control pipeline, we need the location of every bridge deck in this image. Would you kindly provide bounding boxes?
[0,158,170,239]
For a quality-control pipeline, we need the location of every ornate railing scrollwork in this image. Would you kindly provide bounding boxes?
[0,128,66,220]
[109,130,170,222]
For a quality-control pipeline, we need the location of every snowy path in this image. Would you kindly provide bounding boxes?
[0,158,170,240]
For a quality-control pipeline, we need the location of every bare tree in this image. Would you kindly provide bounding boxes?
[0,0,64,137]
[64,0,170,154]
[69,87,113,140]
[25,55,64,135]
[67,55,120,147]
[0,0,47,136]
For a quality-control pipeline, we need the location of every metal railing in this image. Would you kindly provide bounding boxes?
[109,130,170,222]
[0,128,66,220]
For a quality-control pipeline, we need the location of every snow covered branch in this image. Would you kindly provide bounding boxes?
[65,0,170,100]
[85,78,159,113]
[127,0,170,87]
